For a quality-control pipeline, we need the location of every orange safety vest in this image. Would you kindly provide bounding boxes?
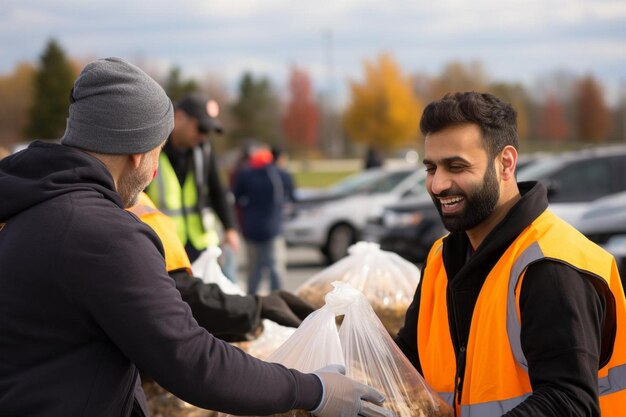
[128,192,192,274]
[417,210,626,416]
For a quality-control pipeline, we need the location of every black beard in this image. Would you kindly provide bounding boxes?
[432,160,500,233]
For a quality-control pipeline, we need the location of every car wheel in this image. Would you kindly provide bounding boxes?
[323,224,356,264]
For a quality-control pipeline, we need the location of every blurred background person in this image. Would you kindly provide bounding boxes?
[271,144,297,281]
[234,147,289,294]
[364,146,384,170]
[145,93,240,278]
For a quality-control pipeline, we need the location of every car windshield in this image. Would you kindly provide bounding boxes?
[516,156,564,181]
[327,169,413,194]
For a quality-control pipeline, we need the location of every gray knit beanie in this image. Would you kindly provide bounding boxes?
[61,57,174,154]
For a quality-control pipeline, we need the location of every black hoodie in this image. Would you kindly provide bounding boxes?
[0,142,321,417]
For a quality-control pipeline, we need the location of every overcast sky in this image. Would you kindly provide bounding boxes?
[2,0,625,104]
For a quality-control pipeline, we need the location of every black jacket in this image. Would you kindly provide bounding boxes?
[170,269,261,341]
[0,142,321,417]
[396,182,613,417]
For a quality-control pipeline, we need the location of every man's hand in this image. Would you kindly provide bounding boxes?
[311,365,394,417]
[223,228,240,252]
[258,291,315,328]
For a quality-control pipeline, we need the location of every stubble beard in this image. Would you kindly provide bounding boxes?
[118,159,153,208]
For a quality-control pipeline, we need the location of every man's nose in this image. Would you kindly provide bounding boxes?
[430,170,452,195]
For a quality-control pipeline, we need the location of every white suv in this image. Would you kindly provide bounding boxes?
[284,168,426,264]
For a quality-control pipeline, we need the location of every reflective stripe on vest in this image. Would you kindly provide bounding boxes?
[146,153,213,250]
[507,241,626,402]
[418,210,626,417]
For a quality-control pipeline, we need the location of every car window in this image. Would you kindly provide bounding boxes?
[328,170,413,195]
[366,171,413,193]
[516,157,563,182]
[328,171,383,194]
[400,175,428,199]
[548,158,612,202]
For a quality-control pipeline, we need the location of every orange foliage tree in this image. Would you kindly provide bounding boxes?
[343,53,423,151]
[0,63,35,147]
[281,67,319,154]
[575,75,611,143]
[536,94,570,142]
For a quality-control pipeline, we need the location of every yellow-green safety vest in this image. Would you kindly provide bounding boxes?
[146,152,219,251]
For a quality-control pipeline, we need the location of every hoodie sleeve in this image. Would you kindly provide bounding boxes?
[61,210,321,414]
[170,269,262,340]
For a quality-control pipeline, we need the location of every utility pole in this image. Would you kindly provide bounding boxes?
[323,29,342,157]
[622,79,626,143]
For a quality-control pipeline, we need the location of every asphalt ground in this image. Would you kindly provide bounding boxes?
[232,245,327,295]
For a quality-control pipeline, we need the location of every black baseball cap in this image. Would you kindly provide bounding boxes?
[175,93,223,134]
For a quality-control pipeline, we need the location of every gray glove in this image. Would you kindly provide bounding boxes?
[310,364,395,417]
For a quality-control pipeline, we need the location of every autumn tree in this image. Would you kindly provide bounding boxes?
[282,67,319,155]
[0,63,36,147]
[164,66,199,102]
[575,75,611,143]
[489,82,531,142]
[25,39,76,140]
[430,61,489,101]
[343,53,422,152]
[536,94,570,142]
[230,72,281,147]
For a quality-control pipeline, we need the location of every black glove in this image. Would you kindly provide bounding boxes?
[258,290,316,328]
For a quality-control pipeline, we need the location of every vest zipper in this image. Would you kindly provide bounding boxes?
[447,286,466,413]
[455,346,466,405]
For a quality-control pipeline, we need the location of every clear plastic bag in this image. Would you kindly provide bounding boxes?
[192,247,245,296]
[220,302,344,417]
[296,241,421,335]
[336,282,453,417]
[223,282,452,417]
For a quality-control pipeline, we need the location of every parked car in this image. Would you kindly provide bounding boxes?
[365,146,626,264]
[516,146,626,224]
[574,191,626,280]
[284,167,426,263]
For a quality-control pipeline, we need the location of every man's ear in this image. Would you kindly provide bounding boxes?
[129,153,143,169]
[500,145,518,181]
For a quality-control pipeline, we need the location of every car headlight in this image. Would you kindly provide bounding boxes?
[383,211,424,228]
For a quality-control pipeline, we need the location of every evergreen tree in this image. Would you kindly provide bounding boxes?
[164,66,199,102]
[25,39,75,140]
[230,72,281,146]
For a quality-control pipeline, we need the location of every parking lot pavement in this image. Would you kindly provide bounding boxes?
[233,246,326,294]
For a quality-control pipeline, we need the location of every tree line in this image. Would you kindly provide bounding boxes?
[1,38,624,158]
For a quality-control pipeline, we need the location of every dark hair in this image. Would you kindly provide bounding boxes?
[270,145,282,162]
[419,92,519,158]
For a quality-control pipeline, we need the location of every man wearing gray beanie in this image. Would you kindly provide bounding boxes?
[0,58,392,417]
